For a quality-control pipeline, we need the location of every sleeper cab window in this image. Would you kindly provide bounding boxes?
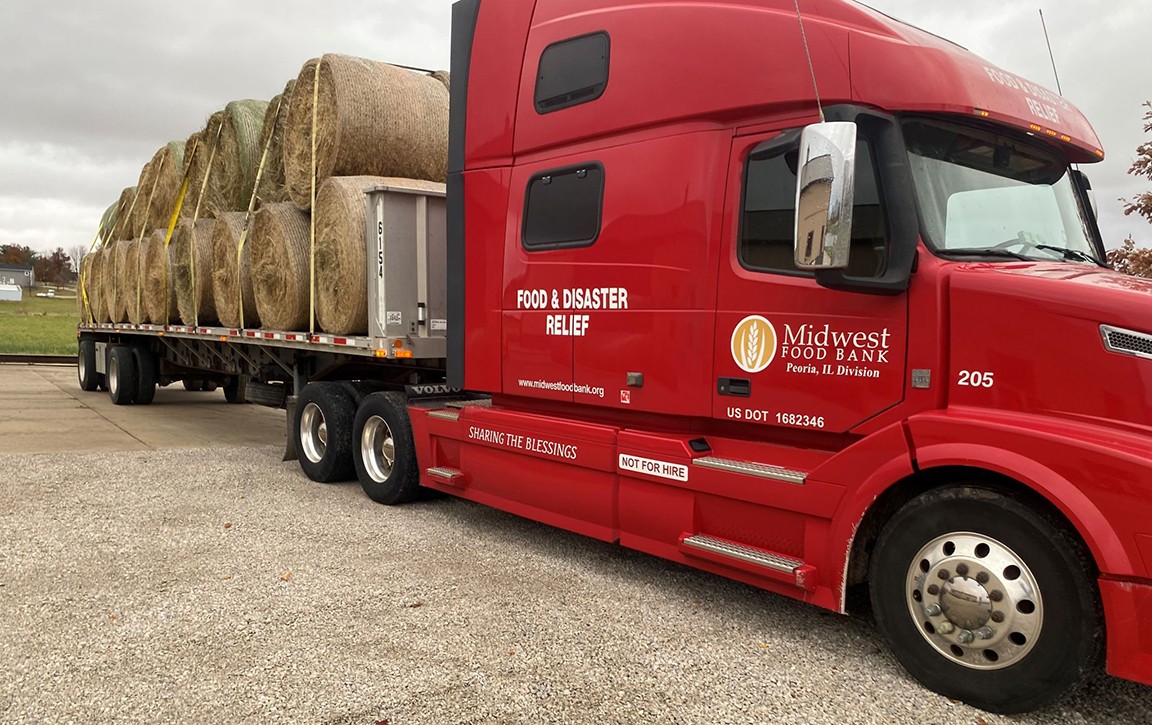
[535,32,611,113]
[523,164,605,250]
[740,133,889,278]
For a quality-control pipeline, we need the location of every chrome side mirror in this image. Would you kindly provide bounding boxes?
[795,121,857,270]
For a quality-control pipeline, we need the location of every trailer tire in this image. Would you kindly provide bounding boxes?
[870,485,1102,714]
[203,380,219,392]
[78,340,99,391]
[133,346,158,405]
[353,392,420,505]
[183,379,204,392]
[224,375,248,404]
[293,382,356,483]
[107,346,138,406]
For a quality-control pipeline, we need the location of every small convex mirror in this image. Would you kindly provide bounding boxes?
[795,121,857,270]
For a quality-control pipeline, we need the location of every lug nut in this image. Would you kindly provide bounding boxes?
[989,590,1004,602]
[990,611,1005,623]
[976,571,989,584]
[975,626,994,640]
[937,621,955,635]
[957,629,975,644]
[925,603,942,617]
[927,584,940,595]
[956,563,969,577]
[937,569,950,580]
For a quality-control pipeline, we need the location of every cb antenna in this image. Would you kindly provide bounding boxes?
[1039,9,1063,95]
[794,0,825,122]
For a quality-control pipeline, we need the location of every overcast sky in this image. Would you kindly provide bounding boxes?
[0,0,1148,258]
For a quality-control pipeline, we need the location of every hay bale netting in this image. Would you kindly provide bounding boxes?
[171,219,219,325]
[211,212,261,328]
[111,187,138,241]
[314,176,445,335]
[255,80,296,206]
[251,202,311,330]
[119,239,146,324]
[86,248,105,323]
[139,142,185,230]
[283,54,449,210]
[210,100,270,216]
[183,111,226,219]
[143,229,179,325]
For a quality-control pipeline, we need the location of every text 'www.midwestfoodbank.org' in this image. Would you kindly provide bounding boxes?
[517,379,605,398]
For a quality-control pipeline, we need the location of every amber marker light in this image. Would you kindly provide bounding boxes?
[1029,124,1044,132]
[974,108,990,118]
[395,350,414,359]
[374,349,389,359]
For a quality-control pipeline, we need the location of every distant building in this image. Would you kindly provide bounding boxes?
[0,284,21,302]
[0,264,34,288]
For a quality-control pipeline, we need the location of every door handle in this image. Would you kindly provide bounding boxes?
[718,377,751,397]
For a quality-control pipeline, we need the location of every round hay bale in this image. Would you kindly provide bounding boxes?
[213,99,269,214]
[99,202,118,244]
[111,187,138,242]
[88,247,107,324]
[183,111,226,219]
[143,229,179,325]
[77,252,94,322]
[171,219,219,326]
[251,202,311,330]
[283,54,449,210]
[314,176,445,335]
[139,142,185,231]
[255,80,296,207]
[429,70,450,91]
[119,239,146,324]
[211,212,261,328]
[128,159,157,241]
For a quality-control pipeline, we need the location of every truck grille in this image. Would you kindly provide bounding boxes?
[1101,325,1152,360]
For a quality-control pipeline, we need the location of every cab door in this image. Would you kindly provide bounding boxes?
[713,127,908,433]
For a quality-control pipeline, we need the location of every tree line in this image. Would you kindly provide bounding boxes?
[0,244,87,286]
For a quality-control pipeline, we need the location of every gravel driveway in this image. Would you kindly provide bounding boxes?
[1,446,1149,724]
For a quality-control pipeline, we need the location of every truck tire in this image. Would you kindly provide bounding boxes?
[77,340,99,391]
[352,391,420,505]
[293,382,356,483]
[133,346,158,405]
[870,485,1102,714]
[182,379,204,392]
[203,380,219,392]
[223,375,248,404]
[107,346,138,406]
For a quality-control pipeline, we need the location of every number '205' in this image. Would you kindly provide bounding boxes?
[958,370,995,388]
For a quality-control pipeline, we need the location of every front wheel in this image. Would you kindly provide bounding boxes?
[352,392,420,505]
[870,486,1102,714]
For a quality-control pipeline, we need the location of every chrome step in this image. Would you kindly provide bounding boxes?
[682,534,803,573]
[692,456,807,484]
[426,466,465,486]
[447,398,492,409]
[428,409,460,421]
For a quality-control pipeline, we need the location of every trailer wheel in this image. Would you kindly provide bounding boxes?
[77,340,99,391]
[133,346,158,405]
[203,380,218,392]
[293,382,356,483]
[353,392,420,505]
[223,375,248,404]
[870,485,1102,714]
[182,379,204,392]
[107,346,138,406]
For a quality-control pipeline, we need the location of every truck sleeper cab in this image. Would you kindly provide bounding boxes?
[395,0,1152,714]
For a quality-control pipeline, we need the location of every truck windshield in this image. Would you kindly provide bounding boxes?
[903,117,1102,265]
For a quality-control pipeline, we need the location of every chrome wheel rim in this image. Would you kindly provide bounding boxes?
[108,356,119,397]
[905,532,1043,670]
[361,415,395,484]
[299,402,327,464]
[78,353,87,384]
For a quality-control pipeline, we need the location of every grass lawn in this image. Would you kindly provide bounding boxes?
[0,290,79,356]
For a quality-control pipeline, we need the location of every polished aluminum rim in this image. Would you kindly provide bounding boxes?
[299,402,327,464]
[361,415,395,484]
[78,353,88,385]
[108,355,119,397]
[905,532,1043,670]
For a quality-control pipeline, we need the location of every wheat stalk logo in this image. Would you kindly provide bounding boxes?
[731,316,777,374]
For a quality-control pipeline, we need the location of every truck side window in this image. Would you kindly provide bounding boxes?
[535,32,611,114]
[522,164,604,250]
[740,136,888,277]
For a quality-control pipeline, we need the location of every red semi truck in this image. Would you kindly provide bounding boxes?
[76,0,1152,713]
